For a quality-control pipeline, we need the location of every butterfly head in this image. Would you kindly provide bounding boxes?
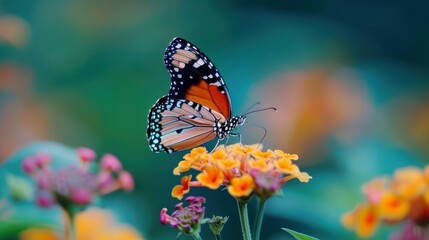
[237,115,246,126]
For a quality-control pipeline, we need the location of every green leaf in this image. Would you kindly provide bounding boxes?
[282,228,319,240]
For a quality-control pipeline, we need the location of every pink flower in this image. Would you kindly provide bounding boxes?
[37,175,50,189]
[160,196,206,235]
[250,169,283,198]
[36,190,55,208]
[77,147,96,162]
[100,154,122,172]
[118,171,134,192]
[34,152,51,168]
[22,156,36,174]
[70,188,93,205]
[23,149,134,210]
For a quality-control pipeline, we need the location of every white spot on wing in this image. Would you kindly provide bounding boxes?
[209,81,222,87]
[192,58,205,68]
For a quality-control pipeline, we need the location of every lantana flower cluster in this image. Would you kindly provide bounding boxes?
[160,196,206,235]
[22,147,134,208]
[171,144,311,200]
[342,166,429,238]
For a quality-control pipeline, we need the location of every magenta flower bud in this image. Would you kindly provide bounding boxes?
[34,152,51,168]
[185,196,206,206]
[100,154,122,172]
[77,147,96,162]
[231,167,241,178]
[37,175,51,189]
[250,169,283,198]
[160,208,169,224]
[70,188,93,205]
[97,171,114,190]
[22,157,36,174]
[118,171,134,192]
[36,190,55,207]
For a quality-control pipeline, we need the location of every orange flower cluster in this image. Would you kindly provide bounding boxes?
[342,166,429,238]
[171,144,311,200]
[19,208,143,240]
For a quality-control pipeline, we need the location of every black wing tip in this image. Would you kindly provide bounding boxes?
[171,37,187,43]
[164,37,189,62]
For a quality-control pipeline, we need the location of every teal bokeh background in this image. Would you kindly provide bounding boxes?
[1,1,429,239]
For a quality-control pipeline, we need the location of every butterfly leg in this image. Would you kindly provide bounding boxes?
[229,132,243,147]
[210,139,221,153]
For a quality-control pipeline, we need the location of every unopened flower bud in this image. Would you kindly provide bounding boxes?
[77,147,96,162]
[100,154,122,172]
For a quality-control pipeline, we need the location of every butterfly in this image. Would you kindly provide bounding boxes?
[147,37,247,153]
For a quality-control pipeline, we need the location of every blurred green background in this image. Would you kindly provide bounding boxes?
[1,0,429,239]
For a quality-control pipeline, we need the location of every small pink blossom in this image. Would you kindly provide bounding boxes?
[160,196,206,235]
[37,175,50,189]
[22,157,36,174]
[160,208,169,224]
[97,171,114,191]
[36,190,55,208]
[118,171,134,192]
[34,152,51,168]
[77,147,96,162]
[70,188,93,205]
[101,154,122,172]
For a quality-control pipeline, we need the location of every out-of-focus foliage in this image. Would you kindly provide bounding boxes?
[1,0,428,239]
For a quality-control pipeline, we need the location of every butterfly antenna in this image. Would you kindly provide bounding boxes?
[244,107,277,116]
[245,121,268,149]
[242,102,261,115]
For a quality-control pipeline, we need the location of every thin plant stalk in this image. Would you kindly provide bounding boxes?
[236,199,252,240]
[253,198,267,240]
[191,232,203,240]
[214,233,223,240]
[63,207,76,240]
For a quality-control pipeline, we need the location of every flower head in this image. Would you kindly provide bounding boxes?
[171,144,311,200]
[160,196,206,235]
[342,164,429,238]
[23,148,134,208]
[77,147,96,162]
[19,208,143,240]
[208,216,229,235]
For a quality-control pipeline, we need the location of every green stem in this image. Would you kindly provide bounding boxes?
[214,233,222,240]
[236,199,252,240]
[253,198,267,240]
[191,232,203,240]
[63,206,76,240]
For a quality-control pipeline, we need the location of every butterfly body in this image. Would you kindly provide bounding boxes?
[147,38,245,153]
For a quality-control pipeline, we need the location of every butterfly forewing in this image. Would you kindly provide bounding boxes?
[147,95,225,153]
[164,37,232,119]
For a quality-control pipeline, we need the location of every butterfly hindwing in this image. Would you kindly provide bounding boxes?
[164,37,232,119]
[147,95,226,153]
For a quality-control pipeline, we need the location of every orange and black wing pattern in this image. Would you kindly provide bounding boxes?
[147,38,235,153]
[164,37,232,119]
